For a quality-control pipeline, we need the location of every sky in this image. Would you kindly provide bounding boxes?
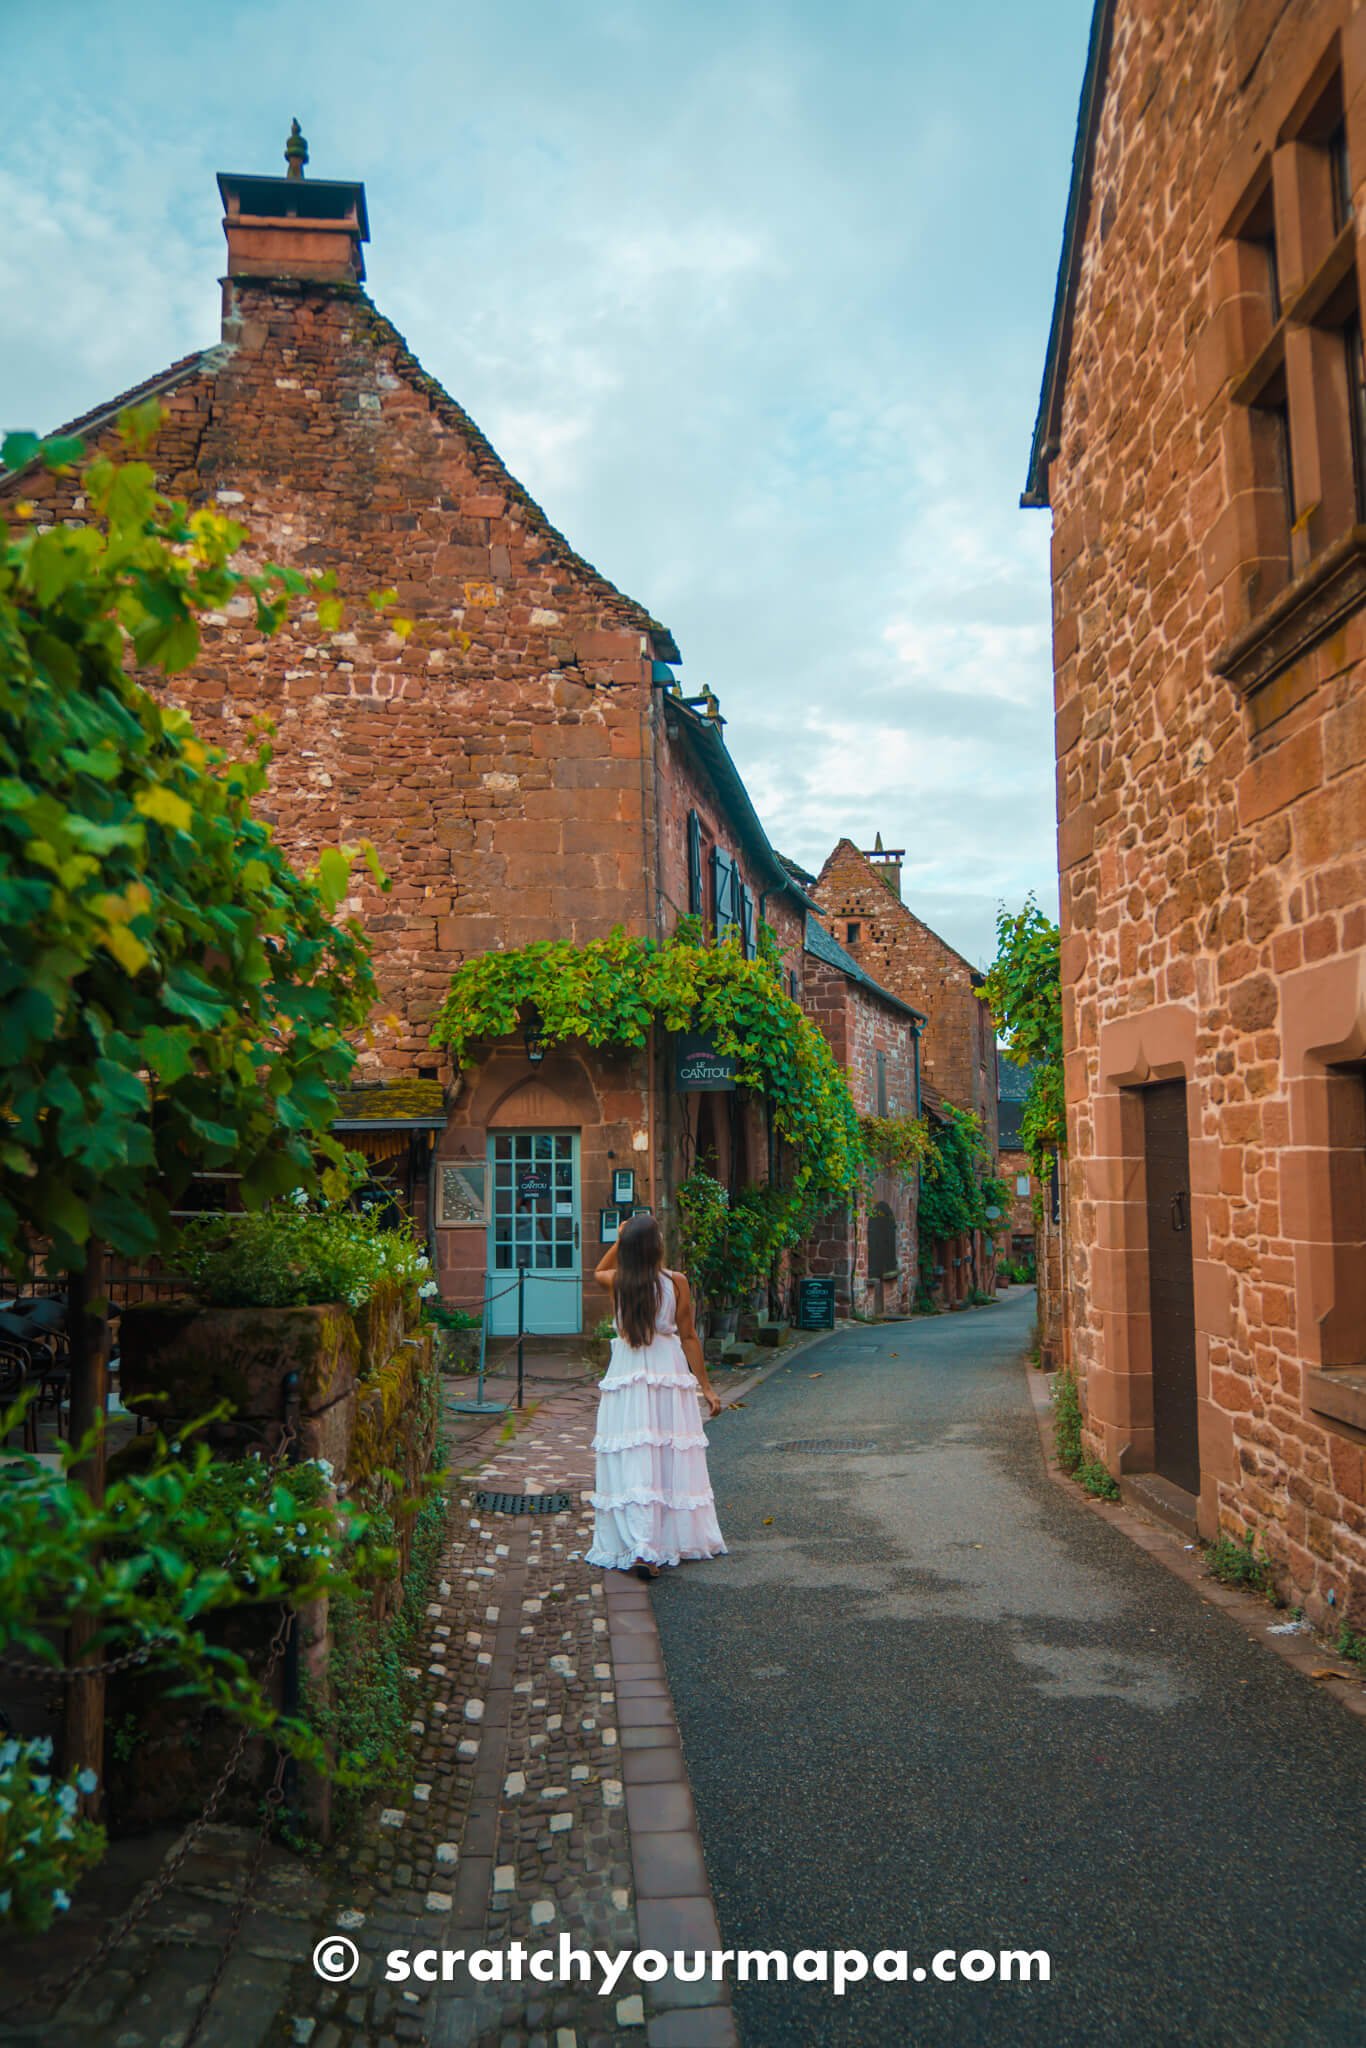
[0,0,1089,968]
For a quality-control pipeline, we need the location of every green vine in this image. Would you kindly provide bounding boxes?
[917,1106,1011,1245]
[859,1113,932,1180]
[978,896,1065,1179]
[432,928,864,1203]
[677,1172,812,1307]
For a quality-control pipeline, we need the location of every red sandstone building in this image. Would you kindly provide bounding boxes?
[1027,0,1366,1619]
[3,135,922,1337]
[811,836,1001,1300]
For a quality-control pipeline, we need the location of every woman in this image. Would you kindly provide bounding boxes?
[585,1210,727,1580]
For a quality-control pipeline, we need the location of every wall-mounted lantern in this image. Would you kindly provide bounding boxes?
[524,1009,547,1066]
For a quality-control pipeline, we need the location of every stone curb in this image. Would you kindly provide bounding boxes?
[601,1568,739,2048]
[1024,1362,1366,1728]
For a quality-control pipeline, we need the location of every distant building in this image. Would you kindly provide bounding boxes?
[797,914,925,1318]
[996,1058,1036,1263]
[813,836,1001,1301]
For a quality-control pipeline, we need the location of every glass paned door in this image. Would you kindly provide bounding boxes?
[486,1131,581,1335]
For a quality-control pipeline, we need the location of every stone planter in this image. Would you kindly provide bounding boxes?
[119,1300,359,1472]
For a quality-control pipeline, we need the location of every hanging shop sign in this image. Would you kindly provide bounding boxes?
[675,1034,736,1092]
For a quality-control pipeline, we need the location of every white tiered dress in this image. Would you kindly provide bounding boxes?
[585,1271,727,1572]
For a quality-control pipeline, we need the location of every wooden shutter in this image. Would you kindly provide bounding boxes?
[687,811,703,916]
[711,847,735,939]
[740,884,756,960]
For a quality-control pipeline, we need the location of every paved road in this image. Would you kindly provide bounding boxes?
[653,1290,1366,2047]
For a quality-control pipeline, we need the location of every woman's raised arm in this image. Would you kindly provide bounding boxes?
[593,1238,620,1290]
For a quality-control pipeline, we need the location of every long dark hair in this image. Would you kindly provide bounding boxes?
[614,1211,665,1348]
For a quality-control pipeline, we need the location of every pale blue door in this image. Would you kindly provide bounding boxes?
[487,1131,582,1335]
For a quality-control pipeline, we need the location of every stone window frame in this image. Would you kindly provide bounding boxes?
[1086,1005,1231,1522]
[1212,34,1366,695]
[1280,951,1366,1436]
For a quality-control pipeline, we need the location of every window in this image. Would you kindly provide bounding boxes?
[1016,1172,1030,1197]
[1330,120,1352,233]
[1348,315,1366,521]
[1216,57,1366,687]
[846,922,861,945]
[876,1049,888,1116]
[739,882,757,961]
[686,810,703,916]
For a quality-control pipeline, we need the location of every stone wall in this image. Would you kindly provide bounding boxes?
[1042,0,1366,1620]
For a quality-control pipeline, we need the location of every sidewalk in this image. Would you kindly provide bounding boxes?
[302,1366,738,2048]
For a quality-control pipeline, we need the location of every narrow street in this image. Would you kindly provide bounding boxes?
[654,1291,1366,2048]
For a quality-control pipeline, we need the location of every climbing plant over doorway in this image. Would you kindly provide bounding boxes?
[431,925,865,1204]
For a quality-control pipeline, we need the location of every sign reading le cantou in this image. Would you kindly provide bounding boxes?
[675,1034,737,1092]
[517,1171,550,1201]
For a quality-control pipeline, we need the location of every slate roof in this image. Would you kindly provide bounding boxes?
[1022,0,1117,508]
[332,1077,447,1129]
[803,915,927,1025]
[664,697,820,913]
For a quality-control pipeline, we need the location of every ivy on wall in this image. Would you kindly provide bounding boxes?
[859,1113,932,1181]
[917,1106,1011,1245]
[431,926,865,1204]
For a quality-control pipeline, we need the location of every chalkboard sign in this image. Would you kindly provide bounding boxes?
[797,1276,836,1330]
[517,1171,550,1202]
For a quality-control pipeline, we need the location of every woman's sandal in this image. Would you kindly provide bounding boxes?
[632,1561,660,1582]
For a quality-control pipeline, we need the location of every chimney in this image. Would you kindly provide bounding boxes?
[217,120,370,288]
[863,830,905,901]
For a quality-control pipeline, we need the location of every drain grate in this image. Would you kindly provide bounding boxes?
[766,1439,882,1454]
[474,1489,573,1515]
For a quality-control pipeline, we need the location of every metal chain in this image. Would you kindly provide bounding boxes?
[182,1744,288,2048]
[1,1575,295,2021]
[0,1415,300,1683]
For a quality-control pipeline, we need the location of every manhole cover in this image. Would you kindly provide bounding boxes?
[474,1490,573,1515]
[765,1439,881,1454]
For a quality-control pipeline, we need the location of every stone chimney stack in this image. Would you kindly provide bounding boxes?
[217,121,370,293]
[863,831,905,901]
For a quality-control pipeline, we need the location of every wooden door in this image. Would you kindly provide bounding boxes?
[1142,1081,1199,1495]
[487,1131,581,1335]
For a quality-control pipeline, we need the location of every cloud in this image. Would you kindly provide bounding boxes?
[0,0,1086,965]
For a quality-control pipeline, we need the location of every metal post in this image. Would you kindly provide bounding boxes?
[453,1268,506,1417]
[516,1264,526,1410]
[280,1369,302,1825]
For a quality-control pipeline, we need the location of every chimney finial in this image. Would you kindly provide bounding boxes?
[284,118,308,180]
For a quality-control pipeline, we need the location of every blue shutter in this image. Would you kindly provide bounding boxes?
[687,811,703,915]
[711,847,734,940]
[740,884,756,960]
